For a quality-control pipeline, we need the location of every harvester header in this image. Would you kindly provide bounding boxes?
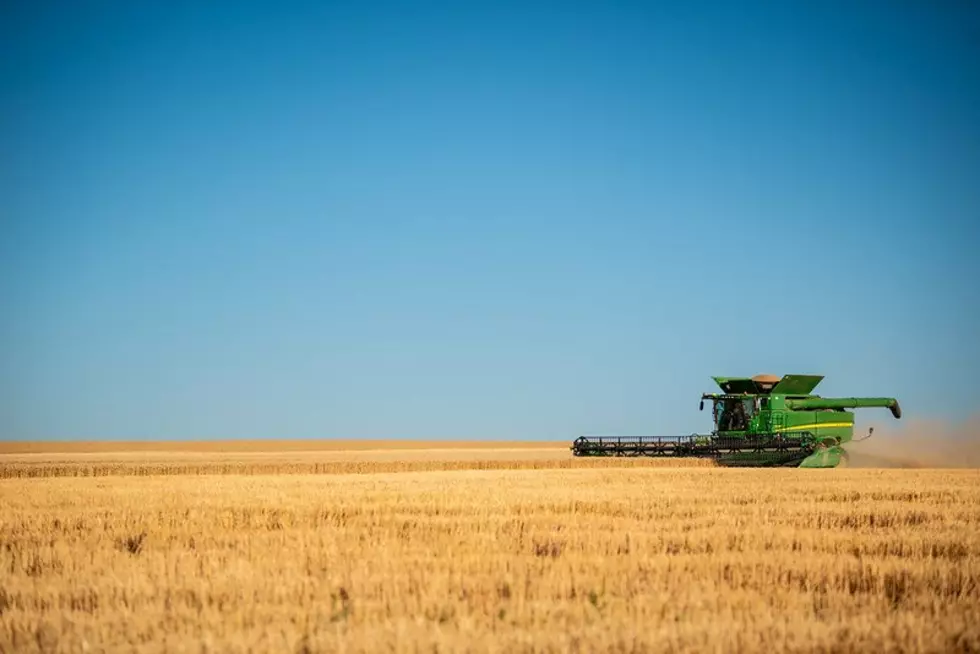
[572,373,901,468]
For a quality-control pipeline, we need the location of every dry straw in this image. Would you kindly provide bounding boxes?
[1,462,978,652]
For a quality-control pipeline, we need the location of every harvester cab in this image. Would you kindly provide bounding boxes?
[572,373,901,468]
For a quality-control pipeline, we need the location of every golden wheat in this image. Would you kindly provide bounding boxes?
[1,464,978,653]
[0,456,713,479]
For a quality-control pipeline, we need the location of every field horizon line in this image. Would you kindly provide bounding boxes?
[0,438,573,454]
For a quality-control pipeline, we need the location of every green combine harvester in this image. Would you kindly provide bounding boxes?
[571,374,901,468]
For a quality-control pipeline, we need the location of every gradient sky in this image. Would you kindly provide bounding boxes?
[2,1,978,441]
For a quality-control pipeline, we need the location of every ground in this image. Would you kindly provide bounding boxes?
[1,442,978,653]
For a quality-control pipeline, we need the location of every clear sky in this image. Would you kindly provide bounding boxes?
[2,0,978,441]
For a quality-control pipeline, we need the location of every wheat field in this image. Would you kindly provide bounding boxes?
[1,448,979,653]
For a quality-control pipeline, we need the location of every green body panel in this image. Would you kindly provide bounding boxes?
[770,374,824,395]
[701,374,900,467]
[799,446,844,468]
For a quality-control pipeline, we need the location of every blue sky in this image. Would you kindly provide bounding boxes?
[2,1,978,441]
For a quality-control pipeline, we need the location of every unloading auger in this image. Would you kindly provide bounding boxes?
[571,374,901,468]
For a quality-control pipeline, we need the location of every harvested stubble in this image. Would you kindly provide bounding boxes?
[1,466,979,653]
[0,456,713,478]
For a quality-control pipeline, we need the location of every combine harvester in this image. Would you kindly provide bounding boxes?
[571,374,901,468]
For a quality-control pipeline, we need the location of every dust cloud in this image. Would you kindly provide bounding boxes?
[843,414,980,468]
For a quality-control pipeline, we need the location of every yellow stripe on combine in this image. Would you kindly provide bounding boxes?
[774,422,852,432]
